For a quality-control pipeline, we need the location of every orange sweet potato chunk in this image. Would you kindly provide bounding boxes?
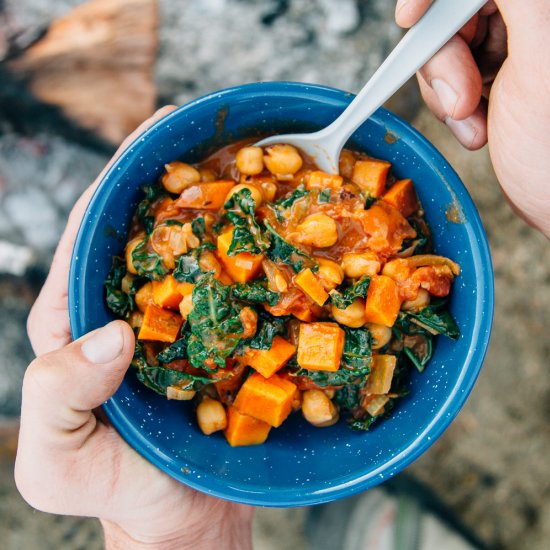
[152,275,183,310]
[224,406,271,447]
[138,304,183,343]
[297,322,345,372]
[175,180,235,210]
[217,228,264,283]
[382,179,419,218]
[364,275,401,327]
[243,336,296,378]
[366,355,397,395]
[357,201,416,256]
[305,170,343,190]
[294,268,329,306]
[233,372,297,428]
[176,281,195,296]
[351,159,391,197]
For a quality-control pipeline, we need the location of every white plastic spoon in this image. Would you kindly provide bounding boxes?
[256,0,487,173]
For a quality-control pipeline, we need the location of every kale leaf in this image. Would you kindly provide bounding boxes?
[136,184,164,235]
[247,313,288,350]
[329,276,371,309]
[173,251,202,282]
[131,239,169,281]
[157,332,190,363]
[318,188,332,204]
[264,221,314,273]
[105,256,135,318]
[406,300,460,340]
[349,415,377,431]
[341,327,372,373]
[186,275,244,370]
[231,281,280,307]
[272,184,310,221]
[191,217,206,239]
[225,188,270,255]
[334,385,361,410]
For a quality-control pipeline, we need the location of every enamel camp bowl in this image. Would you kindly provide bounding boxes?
[69,82,494,507]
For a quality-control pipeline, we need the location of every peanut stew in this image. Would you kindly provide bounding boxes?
[105,142,460,446]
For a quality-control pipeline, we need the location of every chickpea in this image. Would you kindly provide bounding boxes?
[179,294,194,320]
[225,183,263,207]
[125,236,143,275]
[166,386,196,401]
[331,298,367,328]
[316,258,344,291]
[239,307,258,339]
[402,289,430,312]
[258,180,278,202]
[263,144,303,177]
[302,390,339,427]
[121,273,135,294]
[196,397,227,435]
[199,168,217,182]
[236,146,264,175]
[135,282,154,312]
[162,161,201,194]
[339,150,356,179]
[366,323,392,349]
[295,213,338,248]
[341,252,381,279]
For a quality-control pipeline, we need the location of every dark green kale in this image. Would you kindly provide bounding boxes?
[329,276,371,309]
[186,275,244,370]
[334,385,361,410]
[131,239,169,281]
[349,415,377,431]
[136,184,165,235]
[400,218,430,255]
[406,300,460,340]
[393,313,435,373]
[264,221,315,273]
[157,331,190,363]
[247,313,288,350]
[173,251,201,282]
[105,256,135,318]
[191,217,206,239]
[231,281,280,307]
[272,184,310,220]
[224,188,270,255]
[318,188,332,204]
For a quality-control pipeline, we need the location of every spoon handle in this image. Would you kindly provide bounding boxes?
[318,0,487,152]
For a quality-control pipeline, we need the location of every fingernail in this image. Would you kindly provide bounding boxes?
[445,117,478,149]
[81,322,124,364]
[432,79,458,117]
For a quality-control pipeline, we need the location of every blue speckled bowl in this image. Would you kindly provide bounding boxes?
[69,82,493,507]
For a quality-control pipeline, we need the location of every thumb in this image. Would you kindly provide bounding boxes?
[21,321,135,435]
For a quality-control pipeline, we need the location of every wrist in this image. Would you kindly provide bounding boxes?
[101,506,254,550]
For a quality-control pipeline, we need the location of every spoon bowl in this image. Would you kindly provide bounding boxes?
[257,0,487,172]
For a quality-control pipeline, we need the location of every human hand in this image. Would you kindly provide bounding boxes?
[16,107,254,549]
[396,0,550,237]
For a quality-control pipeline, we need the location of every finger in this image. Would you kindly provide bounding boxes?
[28,105,177,355]
[418,75,487,150]
[395,0,433,28]
[21,321,135,438]
[418,35,482,121]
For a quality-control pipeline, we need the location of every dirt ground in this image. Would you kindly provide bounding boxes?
[1,1,549,549]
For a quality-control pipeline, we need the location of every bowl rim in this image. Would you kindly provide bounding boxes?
[69,81,494,507]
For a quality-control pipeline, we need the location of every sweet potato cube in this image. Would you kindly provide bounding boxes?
[138,304,183,343]
[352,159,391,197]
[174,180,235,210]
[224,406,271,447]
[152,275,183,310]
[233,372,297,428]
[243,336,296,378]
[217,228,264,283]
[294,268,329,306]
[297,322,345,372]
[176,281,195,296]
[364,275,401,327]
[366,355,397,395]
[305,170,343,190]
[135,282,154,313]
[382,179,419,217]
